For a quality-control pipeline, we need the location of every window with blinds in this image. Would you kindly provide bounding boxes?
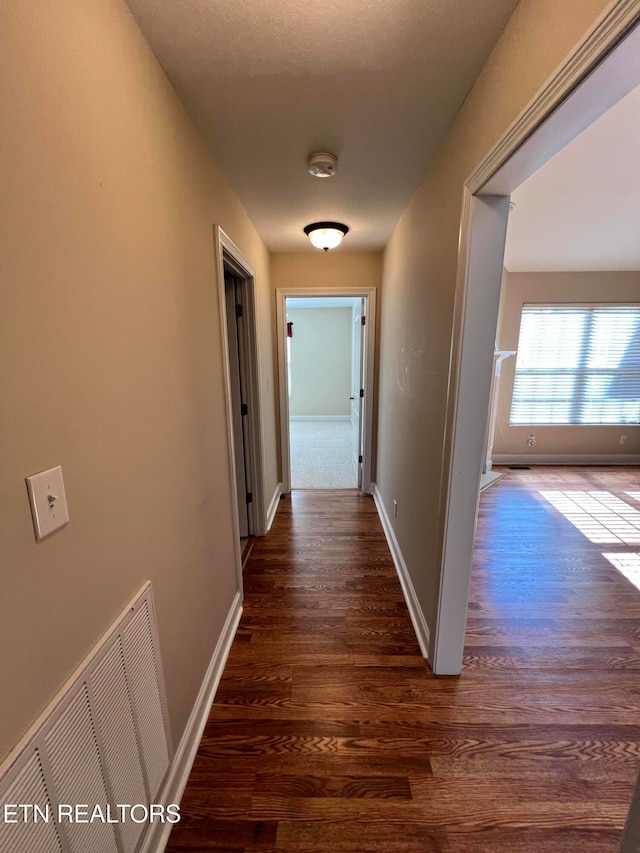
[510,305,640,425]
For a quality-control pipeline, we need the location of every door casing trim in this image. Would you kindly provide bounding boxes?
[214,227,267,597]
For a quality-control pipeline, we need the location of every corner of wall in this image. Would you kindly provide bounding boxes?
[372,485,431,659]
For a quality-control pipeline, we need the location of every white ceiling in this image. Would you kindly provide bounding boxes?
[505,83,640,272]
[125,0,520,252]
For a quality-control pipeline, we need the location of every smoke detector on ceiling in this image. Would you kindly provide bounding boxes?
[307,151,338,178]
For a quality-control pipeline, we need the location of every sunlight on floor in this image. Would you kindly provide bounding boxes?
[602,552,640,592]
[539,490,640,545]
[540,489,640,592]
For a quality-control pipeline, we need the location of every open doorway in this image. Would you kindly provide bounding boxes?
[285,297,364,489]
[488,81,640,470]
[215,228,266,579]
[224,270,254,539]
[433,11,640,674]
[276,286,376,495]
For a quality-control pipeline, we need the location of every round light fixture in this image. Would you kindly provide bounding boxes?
[307,152,338,178]
[304,221,349,251]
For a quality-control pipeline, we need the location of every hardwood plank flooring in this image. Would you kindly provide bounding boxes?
[166,470,640,852]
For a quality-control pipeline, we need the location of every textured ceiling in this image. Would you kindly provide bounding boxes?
[125,0,520,251]
[505,84,640,272]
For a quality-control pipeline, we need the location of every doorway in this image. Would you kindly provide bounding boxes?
[224,270,253,539]
[276,287,376,495]
[216,228,266,583]
[285,297,364,489]
[433,11,640,674]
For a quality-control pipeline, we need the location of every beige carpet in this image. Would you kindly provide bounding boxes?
[289,419,357,489]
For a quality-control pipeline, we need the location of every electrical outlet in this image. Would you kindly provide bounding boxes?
[620,435,628,445]
[393,499,398,518]
[527,434,536,447]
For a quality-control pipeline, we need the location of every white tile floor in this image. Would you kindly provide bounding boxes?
[289,419,357,489]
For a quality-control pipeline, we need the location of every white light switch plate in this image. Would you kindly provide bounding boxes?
[26,465,70,541]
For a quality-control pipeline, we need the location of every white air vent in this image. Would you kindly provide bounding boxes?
[91,638,147,853]
[45,684,118,853]
[0,584,172,853]
[0,752,63,853]
[122,601,170,798]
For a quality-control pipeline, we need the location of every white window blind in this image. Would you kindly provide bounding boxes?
[510,305,640,425]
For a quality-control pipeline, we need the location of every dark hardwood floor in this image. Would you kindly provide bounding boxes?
[166,469,640,852]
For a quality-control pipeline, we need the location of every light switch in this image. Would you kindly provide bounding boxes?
[26,465,70,541]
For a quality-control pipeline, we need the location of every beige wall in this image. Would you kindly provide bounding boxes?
[1,0,278,763]
[270,252,384,292]
[287,308,352,417]
[376,0,612,648]
[493,270,640,459]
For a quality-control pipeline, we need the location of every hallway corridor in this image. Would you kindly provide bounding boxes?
[167,473,640,852]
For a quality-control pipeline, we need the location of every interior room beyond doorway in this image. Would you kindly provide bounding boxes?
[286,297,362,489]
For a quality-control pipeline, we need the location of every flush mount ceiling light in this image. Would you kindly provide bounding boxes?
[307,151,338,178]
[304,221,349,252]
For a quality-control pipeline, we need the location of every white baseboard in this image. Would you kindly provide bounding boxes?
[266,482,283,531]
[372,484,430,660]
[480,470,505,491]
[493,453,640,466]
[142,591,242,853]
[289,415,350,421]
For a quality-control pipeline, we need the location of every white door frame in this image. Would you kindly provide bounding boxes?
[223,272,253,538]
[350,298,365,487]
[432,4,640,674]
[276,286,377,494]
[214,227,267,591]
